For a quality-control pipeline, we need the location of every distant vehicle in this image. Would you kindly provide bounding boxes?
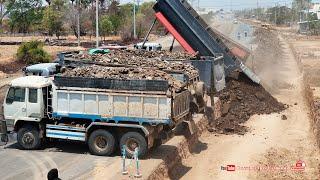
[261,23,272,30]
[233,19,238,24]
[134,42,162,51]
[23,63,59,77]
[99,44,127,50]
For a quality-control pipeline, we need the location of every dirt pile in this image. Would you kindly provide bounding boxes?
[62,65,185,90]
[210,73,287,134]
[70,50,199,78]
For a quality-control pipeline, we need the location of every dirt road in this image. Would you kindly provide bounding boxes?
[177,33,320,179]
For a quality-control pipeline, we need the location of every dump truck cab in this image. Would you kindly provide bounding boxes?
[3,76,51,132]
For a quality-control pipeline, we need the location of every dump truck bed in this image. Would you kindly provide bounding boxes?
[51,76,190,125]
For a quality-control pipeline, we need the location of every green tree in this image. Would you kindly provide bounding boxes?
[17,41,50,65]
[109,15,121,34]
[292,0,312,12]
[307,12,320,35]
[7,0,44,33]
[99,15,113,40]
[292,0,312,21]
[0,0,15,29]
[43,0,66,39]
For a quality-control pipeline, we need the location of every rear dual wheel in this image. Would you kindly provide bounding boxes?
[88,130,148,158]
[120,132,147,158]
[88,129,115,156]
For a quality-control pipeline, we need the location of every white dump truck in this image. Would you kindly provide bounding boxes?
[0,75,191,157]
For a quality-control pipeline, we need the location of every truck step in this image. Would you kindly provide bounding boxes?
[46,124,86,141]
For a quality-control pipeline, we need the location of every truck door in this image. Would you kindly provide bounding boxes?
[3,87,27,120]
[26,88,41,118]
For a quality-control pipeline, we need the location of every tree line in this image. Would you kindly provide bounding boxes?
[235,0,320,35]
[0,0,156,40]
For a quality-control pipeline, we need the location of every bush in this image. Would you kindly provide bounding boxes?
[17,41,50,65]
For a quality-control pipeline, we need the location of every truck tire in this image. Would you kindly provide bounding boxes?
[17,125,41,150]
[88,130,115,156]
[120,132,147,158]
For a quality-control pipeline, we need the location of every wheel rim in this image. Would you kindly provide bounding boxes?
[22,132,35,146]
[125,138,139,154]
[94,136,108,151]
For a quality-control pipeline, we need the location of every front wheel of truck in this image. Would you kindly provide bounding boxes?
[17,125,41,150]
[88,129,115,156]
[120,132,147,158]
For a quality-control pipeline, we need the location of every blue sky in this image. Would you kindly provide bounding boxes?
[120,0,320,10]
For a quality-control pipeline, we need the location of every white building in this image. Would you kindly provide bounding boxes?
[310,3,320,19]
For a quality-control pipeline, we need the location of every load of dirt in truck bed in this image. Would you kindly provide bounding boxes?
[210,72,287,135]
[72,49,197,61]
[69,50,199,78]
[62,65,185,90]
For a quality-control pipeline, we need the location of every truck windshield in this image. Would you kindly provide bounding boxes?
[6,87,26,104]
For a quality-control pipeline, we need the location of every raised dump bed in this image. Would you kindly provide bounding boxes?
[153,0,260,83]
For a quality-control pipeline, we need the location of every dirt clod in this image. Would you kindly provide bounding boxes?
[282,115,288,120]
[211,73,287,135]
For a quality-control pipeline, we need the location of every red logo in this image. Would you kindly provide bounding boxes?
[227,165,236,171]
[292,160,306,171]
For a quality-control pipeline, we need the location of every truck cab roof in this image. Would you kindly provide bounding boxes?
[11,76,52,88]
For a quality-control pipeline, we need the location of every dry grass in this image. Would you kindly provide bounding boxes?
[0,45,85,64]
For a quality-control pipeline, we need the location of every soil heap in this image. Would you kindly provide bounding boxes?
[211,73,287,135]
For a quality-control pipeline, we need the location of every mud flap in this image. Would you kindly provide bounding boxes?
[0,120,8,144]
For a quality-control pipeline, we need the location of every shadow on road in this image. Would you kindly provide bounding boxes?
[5,140,122,157]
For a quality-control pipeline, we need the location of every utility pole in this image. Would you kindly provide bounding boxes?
[96,0,99,47]
[275,3,277,25]
[256,0,259,19]
[77,0,80,47]
[133,0,137,39]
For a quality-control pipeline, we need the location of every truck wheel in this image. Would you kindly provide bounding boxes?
[17,125,41,150]
[120,132,147,158]
[88,130,115,156]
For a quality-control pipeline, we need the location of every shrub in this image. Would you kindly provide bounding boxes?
[17,41,50,65]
